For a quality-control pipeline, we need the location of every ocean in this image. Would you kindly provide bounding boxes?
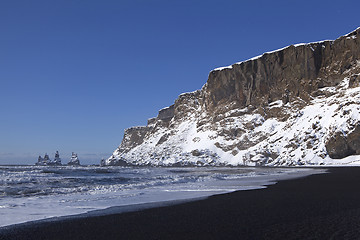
[0,165,322,227]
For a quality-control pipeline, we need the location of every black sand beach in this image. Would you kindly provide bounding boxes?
[1,167,360,240]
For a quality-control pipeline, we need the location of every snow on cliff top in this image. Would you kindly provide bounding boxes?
[212,41,328,72]
[212,27,359,73]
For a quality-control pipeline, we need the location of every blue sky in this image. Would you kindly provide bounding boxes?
[0,0,359,165]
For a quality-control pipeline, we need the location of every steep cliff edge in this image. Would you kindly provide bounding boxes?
[106,28,360,166]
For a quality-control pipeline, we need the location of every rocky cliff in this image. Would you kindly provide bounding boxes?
[105,28,360,166]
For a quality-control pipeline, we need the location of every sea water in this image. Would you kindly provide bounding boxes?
[0,165,323,227]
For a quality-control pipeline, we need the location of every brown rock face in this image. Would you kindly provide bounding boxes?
[203,28,360,112]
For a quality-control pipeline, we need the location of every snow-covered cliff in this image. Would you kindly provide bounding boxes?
[105,28,360,166]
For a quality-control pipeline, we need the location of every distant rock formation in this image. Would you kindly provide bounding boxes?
[53,151,61,165]
[68,152,80,166]
[36,151,62,166]
[106,27,360,166]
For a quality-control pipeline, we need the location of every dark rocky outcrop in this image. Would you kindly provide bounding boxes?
[158,105,175,121]
[349,73,360,88]
[326,125,360,159]
[118,126,151,153]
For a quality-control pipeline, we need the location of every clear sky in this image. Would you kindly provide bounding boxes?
[0,0,359,165]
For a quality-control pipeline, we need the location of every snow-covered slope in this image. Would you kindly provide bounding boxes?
[105,28,360,166]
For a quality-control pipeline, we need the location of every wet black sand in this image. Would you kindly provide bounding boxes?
[1,167,360,240]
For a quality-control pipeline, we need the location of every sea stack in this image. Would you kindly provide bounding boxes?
[36,151,62,166]
[68,152,80,166]
[53,151,61,165]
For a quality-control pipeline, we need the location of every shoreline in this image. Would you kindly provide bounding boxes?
[0,167,360,239]
[2,167,360,239]
[0,167,320,229]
